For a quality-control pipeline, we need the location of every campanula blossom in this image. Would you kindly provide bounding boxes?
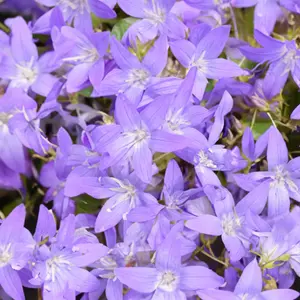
[95,35,169,106]
[115,224,224,298]
[118,0,186,44]
[235,126,300,217]
[0,17,59,96]
[241,30,300,99]
[170,25,248,100]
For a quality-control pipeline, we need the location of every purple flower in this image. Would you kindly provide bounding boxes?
[235,126,300,217]
[0,88,34,175]
[118,0,186,43]
[95,35,169,106]
[7,89,59,155]
[241,30,300,99]
[176,91,245,186]
[0,204,35,300]
[141,67,210,145]
[241,126,269,161]
[65,162,161,232]
[101,94,189,183]
[115,224,224,298]
[159,159,202,220]
[186,187,253,261]
[52,25,110,93]
[36,0,116,28]
[198,259,299,300]
[30,208,108,299]
[0,17,59,96]
[170,25,248,100]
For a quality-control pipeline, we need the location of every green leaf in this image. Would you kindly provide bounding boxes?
[74,194,101,215]
[243,118,273,140]
[112,18,138,40]
[2,198,22,216]
[78,86,93,97]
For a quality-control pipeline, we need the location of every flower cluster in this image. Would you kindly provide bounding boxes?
[0,0,300,299]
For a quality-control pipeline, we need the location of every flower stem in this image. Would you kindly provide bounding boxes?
[199,248,228,267]
[266,112,277,128]
[229,6,239,39]
[250,109,258,129]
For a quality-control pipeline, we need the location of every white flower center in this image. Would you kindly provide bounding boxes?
[0,112,12,127]
[165,109,190,134]
[0,244,12,267]
[281,46,300,74]
[288,243,300,263]
[221,213,242,236]
[99,255,118,270]
[213,0,231,9]
[196,150,217,169]
[158,270,179,292]
[107,178,137,218]
[124,128,150,147]
[271,165,298,192]
[63,46,99,64]
[14,58,38,88]
[144,0,166,25]
[191,51,208,73]
[45,255,72,282]
[58,0,89,13]
[125,69,151,89]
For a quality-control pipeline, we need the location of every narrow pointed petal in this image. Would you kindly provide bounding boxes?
[197,290,237,300]
[88,0,117,19]
[150,130,189,152]
[6,16,38,62]
[235,180,271,215]
[0,266,24,300]
[0,204,26,244]
[115,267,159,293]
[267,126,288,171]
[95,194,130,232]
[242,127,255,160]
[203,58,248,79]
[143,35,168,75]
[169,39,195,68]
[260,289,299,300]
[115,94,143,130]
[68,267,100,292]
[117,0,146,18]
[180,266,224,290]
[263,60,289,99]
[254,0,282,35]
[106,279,123,300]
[56,214,76,247]
[173,67,197,109]
[156,223,183,271]
[195,25,230,59]
[268,183,290,217]
[110,37,141,70]
[234,259,262,295]
[164,159,184,193]
[34,205,56,242]
[186,215,223,235]
[208,90,233,146]
[132,143,152,184]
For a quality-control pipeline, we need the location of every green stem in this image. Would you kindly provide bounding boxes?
[266,112,277,128]
[153,153,171,164]
[250,109,258,129]
[199,249,228,267]
[0,22,9,33]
